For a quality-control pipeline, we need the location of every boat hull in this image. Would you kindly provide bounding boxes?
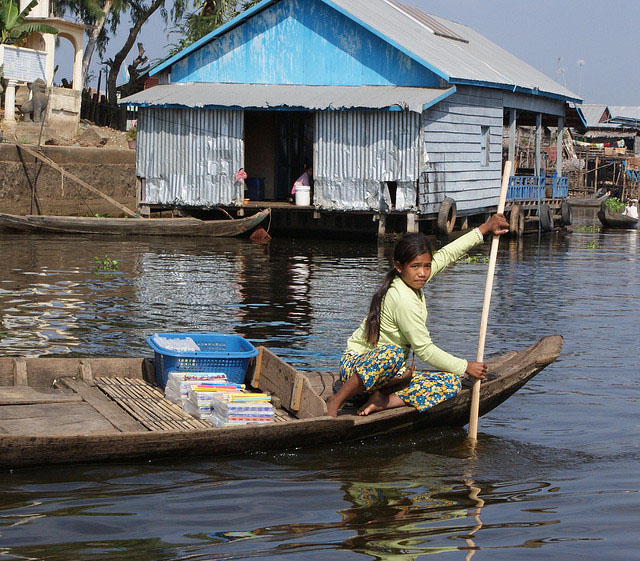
[0,336,562,468]
[597,202,638,229]
[0,209,270,236]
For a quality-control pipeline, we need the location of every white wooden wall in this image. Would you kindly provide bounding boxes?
[420,86,503,214]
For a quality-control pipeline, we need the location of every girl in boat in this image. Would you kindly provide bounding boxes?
[326,214,509,418]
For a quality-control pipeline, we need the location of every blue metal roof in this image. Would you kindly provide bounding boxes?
[607,106,640,125]
[151,0,580,103]
[150,0,278,78]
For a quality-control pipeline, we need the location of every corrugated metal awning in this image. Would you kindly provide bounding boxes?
[120,83,456,113]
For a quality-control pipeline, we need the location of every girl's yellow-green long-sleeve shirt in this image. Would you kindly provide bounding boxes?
[345,228,484,376]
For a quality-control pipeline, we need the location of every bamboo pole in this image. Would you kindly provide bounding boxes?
[14,142,137,217]
[468,160,512,441]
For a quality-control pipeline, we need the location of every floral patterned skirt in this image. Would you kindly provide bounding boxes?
[339,345,404,392]
[395,371,461,412]
[340,345,461,412]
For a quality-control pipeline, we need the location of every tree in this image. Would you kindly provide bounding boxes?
[103,0,179,105]
[51,0,124,88]
[81,0,120,85]
[169,0,259,55]
[102,0,257,106]
[1,0,59,44]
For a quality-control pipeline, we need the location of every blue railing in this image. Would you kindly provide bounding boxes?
[507,175,545,200]
[507,172,568,200]
[552,174,569,198]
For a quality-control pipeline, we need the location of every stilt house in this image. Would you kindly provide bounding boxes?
[121,0,583,228]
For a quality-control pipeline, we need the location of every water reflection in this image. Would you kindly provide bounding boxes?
[0,428,632,560]
[0,209,636,370]
[233,247,313,346]
[462,479,484,561]
[0,234,389,368]
[0,208,639,560]
[335,479,467,558]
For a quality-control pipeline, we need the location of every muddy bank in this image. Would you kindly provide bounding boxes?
[0,144,137,216]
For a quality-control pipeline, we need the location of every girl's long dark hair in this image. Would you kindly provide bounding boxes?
[364,233,433,345]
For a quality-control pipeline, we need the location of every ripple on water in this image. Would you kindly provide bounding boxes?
[0,219,638,560]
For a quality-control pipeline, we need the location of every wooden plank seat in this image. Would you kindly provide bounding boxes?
[0,379,132,436]
[0,386,82,406]
[0,402,121,436]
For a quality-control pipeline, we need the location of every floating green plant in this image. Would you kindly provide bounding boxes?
[93,255,118,271]
[575,225,600,233]
[586,242,597,249]
[460,254,489,264]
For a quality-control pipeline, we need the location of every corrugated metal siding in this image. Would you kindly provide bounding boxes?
[137,108,244,206]
[315,111,420,211]
[420,86,503,214]
[157,70,171,85]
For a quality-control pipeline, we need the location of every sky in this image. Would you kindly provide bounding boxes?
[55,0,639,106]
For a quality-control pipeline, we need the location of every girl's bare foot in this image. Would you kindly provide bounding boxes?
[358,391,389,415]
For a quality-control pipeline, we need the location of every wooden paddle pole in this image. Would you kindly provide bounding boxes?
[468,160,512,441]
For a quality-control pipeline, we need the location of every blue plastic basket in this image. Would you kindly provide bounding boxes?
[147,333,258,388]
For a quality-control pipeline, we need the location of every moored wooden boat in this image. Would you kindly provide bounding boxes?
[597,202,638,229]
[0,208,270,236]
[567,194,610,208]
[0,335,562,468]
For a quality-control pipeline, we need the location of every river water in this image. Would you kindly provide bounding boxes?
[0,208,638,561]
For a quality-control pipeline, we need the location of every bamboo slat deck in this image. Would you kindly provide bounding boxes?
[95,377,214,431]
[0,374,291,436]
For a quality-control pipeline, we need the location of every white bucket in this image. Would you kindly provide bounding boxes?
[295,185,311,206]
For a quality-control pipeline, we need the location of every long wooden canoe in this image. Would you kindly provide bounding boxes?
[0,208,270,236]
[0,335,562,468]
[597,202,638,229]
[567,194,610,208]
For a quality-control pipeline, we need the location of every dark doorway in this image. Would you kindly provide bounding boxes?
[244,111,276,200]
[275,111,314,200]
[245,110,314,201]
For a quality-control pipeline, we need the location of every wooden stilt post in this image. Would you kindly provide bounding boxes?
[406,212,418,233]
[377,214,386,238]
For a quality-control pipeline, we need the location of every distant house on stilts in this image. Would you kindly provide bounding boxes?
[121,0,584,238]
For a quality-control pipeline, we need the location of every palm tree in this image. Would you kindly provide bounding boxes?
[0,0,59,44]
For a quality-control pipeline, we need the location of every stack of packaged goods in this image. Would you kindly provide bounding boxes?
[164,371,228,405]
[209,393,275,427]
[182,381,246,420]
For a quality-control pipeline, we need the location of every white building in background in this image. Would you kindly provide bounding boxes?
[0,0,91,137]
